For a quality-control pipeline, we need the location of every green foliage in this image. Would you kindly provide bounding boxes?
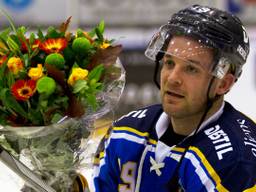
[0,13,121,126]
[0,88,28,118]
[88,64,104,82]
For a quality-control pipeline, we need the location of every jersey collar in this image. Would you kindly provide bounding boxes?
[155,102,225,139]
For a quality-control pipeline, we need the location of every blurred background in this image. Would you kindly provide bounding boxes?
[0,0,255,190]
[0,0,255,120]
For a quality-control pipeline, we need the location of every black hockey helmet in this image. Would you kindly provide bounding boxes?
[145,4,250,79]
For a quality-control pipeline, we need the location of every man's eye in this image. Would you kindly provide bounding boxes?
[186,65,199,73]
[165,59,175,66]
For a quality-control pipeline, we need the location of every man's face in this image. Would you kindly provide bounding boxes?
[160,35,215,118]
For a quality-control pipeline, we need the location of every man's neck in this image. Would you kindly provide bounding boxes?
[171,98,224,136]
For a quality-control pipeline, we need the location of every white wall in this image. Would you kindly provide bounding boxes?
[226,29,256,120]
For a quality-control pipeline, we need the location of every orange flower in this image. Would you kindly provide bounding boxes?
[11,79,36,101]
[31,39,41,50]
[39,38,68,54]
[7,57,24,74]
[0,55,7,66]
[21,39,41,51]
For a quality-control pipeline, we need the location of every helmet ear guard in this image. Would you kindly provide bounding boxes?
[212,57,231,79]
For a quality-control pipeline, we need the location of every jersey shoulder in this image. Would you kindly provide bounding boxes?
[113,104,163,133]
[185,102,256,190]
[195,102,256,161]
[191,103,256,174]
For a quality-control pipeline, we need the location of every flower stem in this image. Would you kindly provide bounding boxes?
[26,100,31,109]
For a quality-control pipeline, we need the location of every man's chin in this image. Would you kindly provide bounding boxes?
[163,104,185,118]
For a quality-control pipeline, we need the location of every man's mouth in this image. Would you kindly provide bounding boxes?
[166,91,184,98]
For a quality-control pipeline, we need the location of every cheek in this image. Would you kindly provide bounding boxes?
[187,80,209,100]
[160,69,167,86]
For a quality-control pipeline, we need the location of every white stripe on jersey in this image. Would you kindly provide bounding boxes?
[111,132,146,145]
[169,152,182,162]
[185,151,216,191]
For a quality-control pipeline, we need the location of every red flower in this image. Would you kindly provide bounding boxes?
[0,55,7,66]
[39,38,68,54]
[11,80,36,101]
[21,39,41,52]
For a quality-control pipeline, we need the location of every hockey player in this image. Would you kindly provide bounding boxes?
[93,4,256,191]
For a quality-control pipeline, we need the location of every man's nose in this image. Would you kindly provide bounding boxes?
[167,66,183,86]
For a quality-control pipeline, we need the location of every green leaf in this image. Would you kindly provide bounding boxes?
[88,64,104,82]
[95,27,103,42]
[0,28,11,41]
[92,82,102,90]
[0,9,17,34]
[22,53,30,68]
[76,28,85,38]
[63,46,75,62]
[85,93,98,110]
[6,72,15,88]
[17,27,30,54]
[16,26,27,43]
[6,36,19,53]
[29,33,35,45]
[27,108,44,125]
[72,80,88,94]
[0,88,28,118]
[17,26,27,34]
[39,99,48,108]
[51,113,63,124]
[53,96,68,105]
[30,48,39,60]
[37,28,45,40]
[72,62,79,68]
[98,20,105,34]
[0,58,8,84]
[88,29,96,38]
[46,26,62,38]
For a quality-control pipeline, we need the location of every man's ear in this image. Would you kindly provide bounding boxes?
[216,73,236,95]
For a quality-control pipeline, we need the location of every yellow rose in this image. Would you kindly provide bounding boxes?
[68,67,89,86]
[28,64,44,80]
[7,57,24,74]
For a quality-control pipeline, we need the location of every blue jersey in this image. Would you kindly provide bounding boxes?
[93,102,256,192]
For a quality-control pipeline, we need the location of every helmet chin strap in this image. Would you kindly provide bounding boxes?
[153,59,161,89]
[167,75,219,191]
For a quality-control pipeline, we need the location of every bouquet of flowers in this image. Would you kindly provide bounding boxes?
[0,12,125,192]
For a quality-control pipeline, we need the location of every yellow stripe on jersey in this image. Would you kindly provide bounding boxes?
[113,126,149,137]
[172,146,186,153]
[148,139,186,153]
[244,185,256,192]
[190,146,229,192]
[148,138,157,145]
